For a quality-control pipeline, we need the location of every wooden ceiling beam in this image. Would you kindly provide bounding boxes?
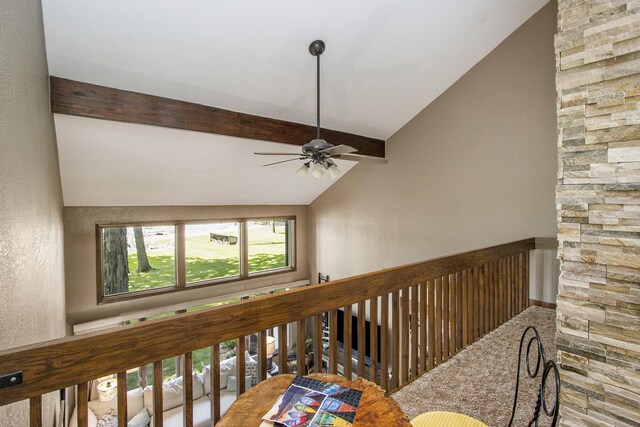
[50,77,386,158]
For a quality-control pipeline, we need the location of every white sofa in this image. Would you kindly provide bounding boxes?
[69,353,260,427]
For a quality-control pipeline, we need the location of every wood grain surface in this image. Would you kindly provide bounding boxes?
[217,373,411,427]
[50,77,385,157]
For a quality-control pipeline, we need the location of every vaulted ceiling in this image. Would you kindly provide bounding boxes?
[42,0,548,206]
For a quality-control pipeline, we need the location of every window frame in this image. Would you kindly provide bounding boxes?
[96,216,296,304]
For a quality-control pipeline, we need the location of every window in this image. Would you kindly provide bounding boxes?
[185,222,241,283]
[98,217,295,302]
[248,220,292,274]
[100,225,176,297]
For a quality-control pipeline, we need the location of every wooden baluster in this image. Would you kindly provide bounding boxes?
[461,270,468,348]
[419,283,427,374]
[449,273,457,357]
[473,267,479,342]
[400,288,410,385]
[391,290,400,390]
[211,344,221,425]
[525,251,530,308]
[509,256,514,319]
[455,272,463,352]
[493,260,500,329]
[427,280,435,369]
[512,255,516,317]
[515,254,520,314]
[487,262,495,331]
[504,257,509,321]
[496,259,502,326]
[183,352,193,427]
[77,382,88,427]
[29,395,42,427]
[313,314,323,374]
[279,324,289,375]
[410,285,419,379]
[329,311,338,374]
[434,278,442,364]
[357,301,367,379]
[153,361,163,427]
[483,264,489,335]
[344,305,353,379]
[297,319,307,375]
[479,265,485,337]
[442,276,449,361]
[508,257,513,320]
[517,254,523,314]
[237,336,246,396]
[500,258,506,325]
[117,371,127,427]
[380,293,389,392]
[258,331,268,381]
[369,297,378,383]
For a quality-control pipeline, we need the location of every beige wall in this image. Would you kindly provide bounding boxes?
[0,0,67,425]
[310,2,558,300]
[64,205,309,324]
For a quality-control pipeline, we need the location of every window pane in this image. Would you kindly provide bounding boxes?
[185,222,240,283]
[248,219,292,273]
[102,226,176,296]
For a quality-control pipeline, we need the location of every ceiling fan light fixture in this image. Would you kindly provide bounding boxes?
[312,163,325,179]
[328,163,340,179]
[296,162,311,177]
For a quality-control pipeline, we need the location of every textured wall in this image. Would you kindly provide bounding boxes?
[0,0,66,425]
[309,3,559,299]
[64,205,309,324]
[555,1,640,426]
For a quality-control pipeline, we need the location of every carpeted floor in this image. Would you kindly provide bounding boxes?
[392,306,556,427]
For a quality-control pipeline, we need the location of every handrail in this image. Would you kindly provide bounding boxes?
[0,238,537,419]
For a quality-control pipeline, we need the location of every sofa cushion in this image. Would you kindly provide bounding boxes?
[143,373,205,415]
[87,387,145,422]
[202,351,258,393]
[127,408,150,427]
[201,365,229,394]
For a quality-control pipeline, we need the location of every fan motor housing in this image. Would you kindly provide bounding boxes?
[302,139,333,154]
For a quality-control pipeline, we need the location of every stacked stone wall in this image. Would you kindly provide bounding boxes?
[556,1,640,426]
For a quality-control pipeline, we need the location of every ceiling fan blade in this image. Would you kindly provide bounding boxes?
[320,144,358,156]
[335,153,388,164]
[254,152,304,156]
[263,158,305,167]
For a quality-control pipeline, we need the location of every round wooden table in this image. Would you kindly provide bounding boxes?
[218,373,412,427]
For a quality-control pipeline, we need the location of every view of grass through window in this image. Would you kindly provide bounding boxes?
[186,222,240,283]
[101,219,293,298]
[248,220,289,273]
[102,226,176,296]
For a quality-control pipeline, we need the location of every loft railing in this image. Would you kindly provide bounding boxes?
[0,238,538,427]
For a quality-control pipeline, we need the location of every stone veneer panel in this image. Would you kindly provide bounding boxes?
[556,1,640,426]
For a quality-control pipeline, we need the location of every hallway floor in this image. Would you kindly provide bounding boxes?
[392,306,557,426]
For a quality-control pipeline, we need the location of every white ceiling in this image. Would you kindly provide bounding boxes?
[43,0,548,206]
[55,114,357,206]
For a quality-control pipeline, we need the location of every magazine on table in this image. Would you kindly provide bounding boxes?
[260,376,363,427]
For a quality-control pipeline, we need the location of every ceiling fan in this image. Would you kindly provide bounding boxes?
[254,40,387,179]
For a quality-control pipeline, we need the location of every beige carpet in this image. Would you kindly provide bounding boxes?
[392,306,556,427]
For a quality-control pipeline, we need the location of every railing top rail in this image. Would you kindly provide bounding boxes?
[0,238,535,406]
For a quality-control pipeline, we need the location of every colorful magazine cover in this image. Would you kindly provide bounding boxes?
[261,376,363,427]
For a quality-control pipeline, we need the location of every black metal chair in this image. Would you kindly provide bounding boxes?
[508,326,561,427]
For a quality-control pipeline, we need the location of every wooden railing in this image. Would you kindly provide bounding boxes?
[0,238,537,427]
